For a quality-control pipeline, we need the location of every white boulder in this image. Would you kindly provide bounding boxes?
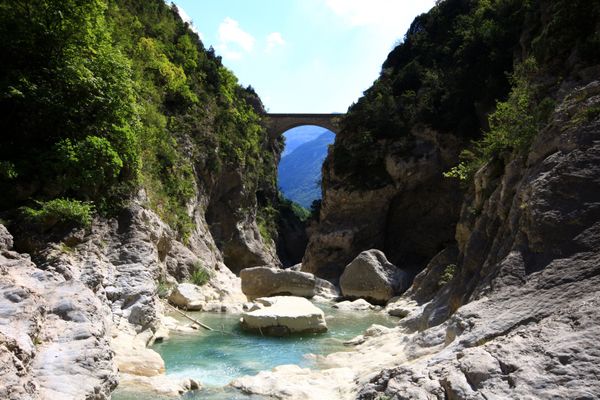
[167,283,204,310]
[240,296,327,336]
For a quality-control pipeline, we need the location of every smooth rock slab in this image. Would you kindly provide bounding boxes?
[119,373,200,398]
[240,296,327,336]
[333,298,381,311]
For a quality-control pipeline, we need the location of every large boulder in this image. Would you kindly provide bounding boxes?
[168,283,204,310]
[240,266,317,300]
[339,250,408,304]
[240,296,327,336]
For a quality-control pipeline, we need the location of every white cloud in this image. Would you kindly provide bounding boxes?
[218,17,255,52]
[325,0,435,36]
[173,5,203,39]
[266,32,285,52]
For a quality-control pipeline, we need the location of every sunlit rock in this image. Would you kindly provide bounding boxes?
[240,296,327,336]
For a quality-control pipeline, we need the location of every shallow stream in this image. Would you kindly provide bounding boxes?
[113,303,396,399]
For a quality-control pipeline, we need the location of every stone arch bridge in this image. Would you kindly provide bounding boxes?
[265,113,343,138]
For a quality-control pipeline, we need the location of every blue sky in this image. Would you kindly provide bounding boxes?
[173,0,436,113]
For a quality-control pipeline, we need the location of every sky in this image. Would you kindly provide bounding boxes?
[173,0,437,113]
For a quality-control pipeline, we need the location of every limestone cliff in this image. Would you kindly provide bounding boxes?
[303,0,600,284]
[358,75,600,400]
[0,195,251,399]
[302,127,464,279]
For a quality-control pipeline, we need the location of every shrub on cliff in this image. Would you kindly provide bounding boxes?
[190,262,212,286]
[445,58,556,181]
[20,199,94,231]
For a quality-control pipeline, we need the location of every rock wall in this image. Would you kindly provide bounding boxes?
[1,227,116,400]
[0,195,246,399]
[203,168,280,274]
[302,128,464,279]
[356,78,600,399]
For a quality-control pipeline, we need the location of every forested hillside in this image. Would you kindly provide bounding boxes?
[278,130,334,208]
[332,0,600,188]
[0,0,281,250]
[281,125,328,157]
[0,2,287,397]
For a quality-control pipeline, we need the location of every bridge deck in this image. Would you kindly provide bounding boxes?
[265,113,344,136]
[266,113,342,117]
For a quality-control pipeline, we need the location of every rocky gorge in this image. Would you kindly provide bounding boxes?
[1,0,600,399]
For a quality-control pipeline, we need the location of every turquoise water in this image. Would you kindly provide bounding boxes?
[113,303,396,399]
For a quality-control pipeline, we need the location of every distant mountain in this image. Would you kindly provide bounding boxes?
[282,126,329,157]
[278,130,335,208]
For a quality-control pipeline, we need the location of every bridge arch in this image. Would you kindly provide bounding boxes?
[266,113,343,138]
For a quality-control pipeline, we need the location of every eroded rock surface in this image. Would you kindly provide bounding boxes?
[0,228,116,400]
[355,79,600,399]
[240,265,340,302]
[302,128,463,279]
[0,198,248,399]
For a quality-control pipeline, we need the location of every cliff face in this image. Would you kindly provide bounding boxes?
[0,0,283,398]
[302,0,527,279]
[302,127,464,279]
[303,0,600,284]
[358,76,600,400]
[201,141,282,274]
[301,0,600,398]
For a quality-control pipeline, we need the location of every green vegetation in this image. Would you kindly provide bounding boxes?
[278,196,310,222]
[444,58,555,181]
[0,0,139,212]
[20,198,94,230]
[58,242,76,254]
[257,205,279,244]
[438,264,457,287]
[290,202,310,222]
[156,280,174,298]
[0,0,278,240]
[333,0,600,189]
[190,261,212,286]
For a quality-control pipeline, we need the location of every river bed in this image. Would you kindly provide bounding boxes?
[113,302,396,399]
